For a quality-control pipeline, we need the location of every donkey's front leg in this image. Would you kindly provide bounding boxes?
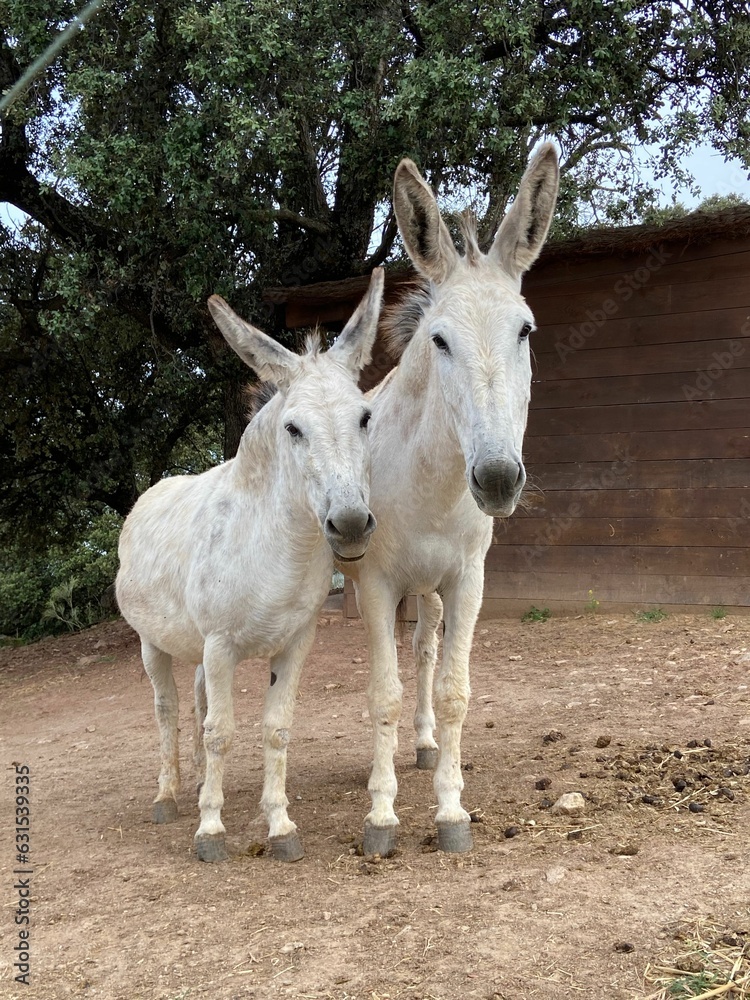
[194,636,238,862]
[260,622,317,863]
[414,592,443,769]
[433,566,484,853]
[359,580,402,857]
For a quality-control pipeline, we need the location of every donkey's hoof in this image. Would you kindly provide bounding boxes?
[436,820,473,853]
[152,799,178,824]
[195,834,229,863]
[363,821,397,858]
[269,831,304,863]
[416,747,439,770]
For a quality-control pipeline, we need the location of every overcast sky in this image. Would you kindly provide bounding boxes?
[656,145,750,206]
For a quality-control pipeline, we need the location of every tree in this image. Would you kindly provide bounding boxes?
[1,0,749,547]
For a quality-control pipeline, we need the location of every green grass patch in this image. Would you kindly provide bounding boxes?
[521,606,551,623]
[636,608,668,623]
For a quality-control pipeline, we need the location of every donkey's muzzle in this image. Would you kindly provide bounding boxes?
[470,457,525,517]
[325,505,377,561]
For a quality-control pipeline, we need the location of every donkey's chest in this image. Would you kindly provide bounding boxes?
[373,499,492,593]
[186,540,331,655]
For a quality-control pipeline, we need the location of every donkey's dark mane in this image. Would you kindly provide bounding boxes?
[381,279,432,360]
[245,379,279,420]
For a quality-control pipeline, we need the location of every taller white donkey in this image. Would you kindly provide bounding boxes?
[343,145,559,855]
[117,269,384,862]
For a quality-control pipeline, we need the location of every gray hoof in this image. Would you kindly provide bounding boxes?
[416,747,439,770]
[152,799,178,824]
[363,821,397,857]
[269,831,304,863]
[195,833,229,863]
[436,820,473,853]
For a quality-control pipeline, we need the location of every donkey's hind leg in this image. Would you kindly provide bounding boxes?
[193,663,207,794]
[414,592,442,769]
[141,640,180,824]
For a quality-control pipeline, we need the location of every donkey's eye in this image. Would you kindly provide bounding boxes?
[360,410,372,429]
[432,334,450,353]
[519,322,533,340]
[285,422,303,439]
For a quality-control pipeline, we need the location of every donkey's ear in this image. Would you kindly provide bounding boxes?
[393,159,459,283]
[330,268,385,373]
[208,296,300,387]
[490,143,559,282]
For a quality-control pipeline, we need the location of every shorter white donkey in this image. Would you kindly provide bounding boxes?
[116,268,384,862]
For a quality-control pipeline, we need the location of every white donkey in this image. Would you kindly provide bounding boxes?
[116,269,383,863]
[344,145,559,855]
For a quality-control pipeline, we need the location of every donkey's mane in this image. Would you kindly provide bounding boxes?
[381,279,432,360]
[383,210,484,360]
[245,331,323,420]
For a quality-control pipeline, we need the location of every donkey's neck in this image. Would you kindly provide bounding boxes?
[375,335,469,508]
[232,398,321,541]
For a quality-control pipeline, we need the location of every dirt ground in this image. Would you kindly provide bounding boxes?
[1,607,749,1000]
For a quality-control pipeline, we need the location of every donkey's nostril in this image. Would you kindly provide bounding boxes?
[364,512,377,536]
[325,517,343,539]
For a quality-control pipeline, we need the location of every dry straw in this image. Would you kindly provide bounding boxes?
[644,919,749,999]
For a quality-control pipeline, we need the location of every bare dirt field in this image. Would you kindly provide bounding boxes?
[1,608,749,1000]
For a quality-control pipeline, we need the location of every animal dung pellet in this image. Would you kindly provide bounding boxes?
[550,792,585,815]
[610,842,639,856]
[542,730,564,744]
[504,825,521,839]
[595,735,611,748]
[535,777,552,790]
[688,801,705,813]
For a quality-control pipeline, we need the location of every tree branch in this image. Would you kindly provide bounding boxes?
[363,212,398,269]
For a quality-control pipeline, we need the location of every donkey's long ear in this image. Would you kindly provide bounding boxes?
[208,296,300,387]
[490,143,559,282]
[393,159,459,283]
[329,267,385,373]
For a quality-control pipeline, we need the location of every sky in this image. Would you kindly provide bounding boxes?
[651,144,750,207]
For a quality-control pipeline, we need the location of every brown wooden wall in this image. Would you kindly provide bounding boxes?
[488,235,750,615]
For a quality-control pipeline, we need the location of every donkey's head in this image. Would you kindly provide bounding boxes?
[208,269,384,560]
[392,145,559,517]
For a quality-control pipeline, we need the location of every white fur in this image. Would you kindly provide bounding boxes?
[117,270,383,854]
[343,147,559,837]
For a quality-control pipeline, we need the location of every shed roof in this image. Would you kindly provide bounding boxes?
[263,204,750,309]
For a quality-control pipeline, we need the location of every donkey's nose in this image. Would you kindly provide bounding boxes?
[471,457,525,505]
[325,507,377,544]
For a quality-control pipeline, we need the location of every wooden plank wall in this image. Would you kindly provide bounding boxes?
[487,236,750,615]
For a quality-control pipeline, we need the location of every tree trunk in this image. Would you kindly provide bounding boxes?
[223,375,248,460]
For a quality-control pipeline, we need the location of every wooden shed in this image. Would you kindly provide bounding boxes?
[265,207,750,616]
